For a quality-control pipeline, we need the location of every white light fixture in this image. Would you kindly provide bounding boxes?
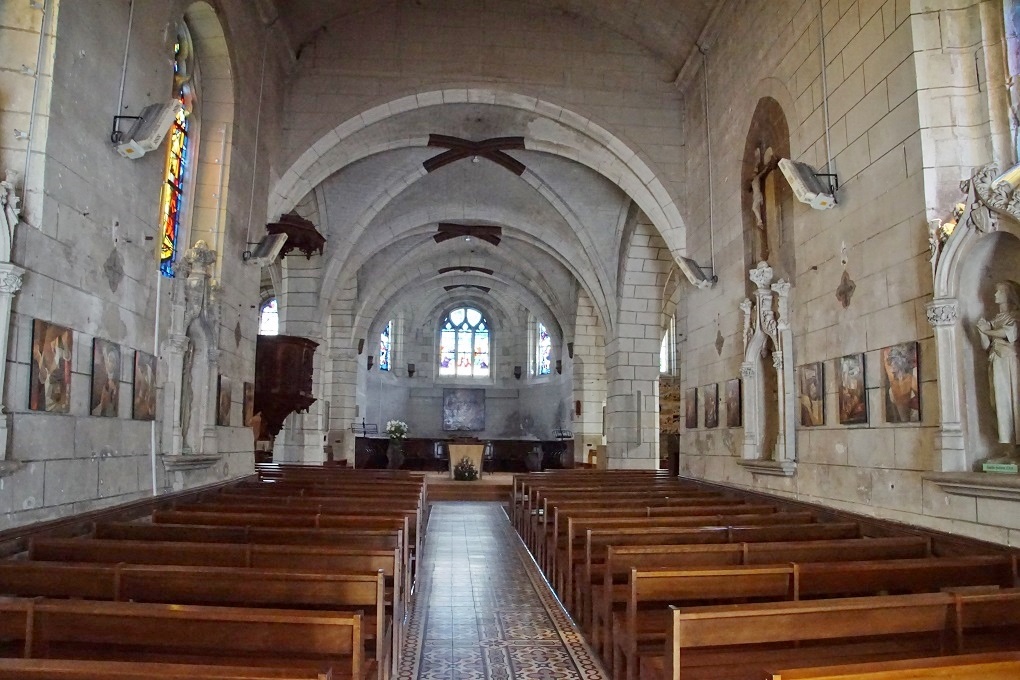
[778,158,838,210]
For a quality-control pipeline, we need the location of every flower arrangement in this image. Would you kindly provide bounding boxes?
[385,420,408,440]
[453,456,479,481]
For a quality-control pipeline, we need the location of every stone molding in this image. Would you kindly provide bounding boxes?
[923,471,1020,502]
[925,301,958,327]
[161,453,223,472]
[737,458,797,477]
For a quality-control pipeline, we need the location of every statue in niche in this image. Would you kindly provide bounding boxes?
[0,170,21,262]
[977,281,1020,453]
[748,146,778,261]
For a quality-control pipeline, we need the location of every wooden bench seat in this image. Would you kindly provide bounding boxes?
[646,589,1020,680]
[0,658,329,680]
[0,562,391,679]
[613,555,1015,680]
[591,537,931,653]
[768,651,1020,679]
[0,598,370,680]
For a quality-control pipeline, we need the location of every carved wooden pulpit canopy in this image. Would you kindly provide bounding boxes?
[266,213,326,259]
[254,335,318,436]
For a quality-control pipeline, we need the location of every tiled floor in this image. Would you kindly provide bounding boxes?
[396,502,609,680]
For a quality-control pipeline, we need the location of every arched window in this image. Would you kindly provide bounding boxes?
[259,298,278,336]
[660,314,676,375]
[159,25,196,278]
[379,320,392,371]
[534,321,551,375]
[438,307,490,378]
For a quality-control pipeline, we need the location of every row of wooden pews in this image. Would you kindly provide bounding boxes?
[511,469,1020,680]
[0,464,424,680]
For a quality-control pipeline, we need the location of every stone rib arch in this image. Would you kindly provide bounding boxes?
[268,87,702,286]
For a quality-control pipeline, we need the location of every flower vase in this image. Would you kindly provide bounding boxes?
[387,439,405,470]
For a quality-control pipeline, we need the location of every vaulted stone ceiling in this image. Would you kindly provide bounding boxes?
[268,0,703,345]
[271,0,718,71]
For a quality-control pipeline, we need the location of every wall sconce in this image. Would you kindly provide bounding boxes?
[367,355,374,370]
[575,400,582,416]
[513,365,522,380]
[407,363,415,378]
[567,342,574,359]
[555,360,562,374]
[357,339,365,355]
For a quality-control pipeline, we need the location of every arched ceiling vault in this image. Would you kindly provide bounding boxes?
[270,0,720,71]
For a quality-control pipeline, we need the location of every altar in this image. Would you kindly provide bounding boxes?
[448,443,485,478]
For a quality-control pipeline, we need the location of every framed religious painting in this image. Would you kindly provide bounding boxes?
[798,362,824,427]
[30,319,73,413]
[217,375,232,426]
[243,381,255,427]
[90,338,121,418]
[725,378,742,428]
[703,383,719,429]
[881,342,920,423]
[443,388,485,431]
[684,387,697,430]
[132,351,157,420]
[837,353,868,425]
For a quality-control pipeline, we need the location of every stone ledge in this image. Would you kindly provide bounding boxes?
[737,458,797,477]
[160,454,222,473]
[0,461,25,479]
[923,471,1020,501]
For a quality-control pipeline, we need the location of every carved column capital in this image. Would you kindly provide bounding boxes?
[750,261,774,290]
[0,263,24,295]
[926,300,959,327]
[163,334,190,354]
[739,363,755,380]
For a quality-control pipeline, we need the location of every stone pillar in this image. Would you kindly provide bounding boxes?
[605,336,660,469]
[0,262,23,460]
[926,299,966,471]
[571,291,606,461]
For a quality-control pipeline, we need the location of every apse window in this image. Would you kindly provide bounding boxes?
[379,320,393,371]
[534,321,551,375]
[259,298,278,336]
[438,306,490,378]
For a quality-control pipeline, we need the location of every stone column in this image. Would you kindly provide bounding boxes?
[0,262,23,461]
[926,299,966,471]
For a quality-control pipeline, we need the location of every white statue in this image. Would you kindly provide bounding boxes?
[749,146,774,230]
[977,281,1020,449]
[0,170,20,262]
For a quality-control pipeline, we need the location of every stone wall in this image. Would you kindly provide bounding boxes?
[676,0,1020,545]
[0,0,285,528]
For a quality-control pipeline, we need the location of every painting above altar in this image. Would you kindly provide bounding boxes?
[443,388,485,431]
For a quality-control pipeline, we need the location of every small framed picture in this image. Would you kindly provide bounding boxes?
[725,378,742,428]
[881,342,920,423]
[684,387,698,429]
[837,353,867,425]
[703,384,719,429]
[798,362,824,427]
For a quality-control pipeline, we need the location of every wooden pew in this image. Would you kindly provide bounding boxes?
[613,555,1015,680]
[592,536,931,653]
[0,658,329,680]
[557,512,817,610]
[0,561,391,679]
[768,652,1020,679]
[651,589,1020,680]
[0,598,369,679]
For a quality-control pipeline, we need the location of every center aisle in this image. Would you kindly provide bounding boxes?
[396,501,610,680]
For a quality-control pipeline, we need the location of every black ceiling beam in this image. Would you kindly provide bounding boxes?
[423,134,526,175]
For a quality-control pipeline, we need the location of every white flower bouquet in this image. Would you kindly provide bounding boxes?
[385,420,408,440]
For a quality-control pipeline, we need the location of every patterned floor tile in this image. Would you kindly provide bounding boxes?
[396,501,609,680]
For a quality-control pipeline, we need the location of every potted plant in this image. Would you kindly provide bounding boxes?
[453,456,479,481]
[385,420,408,469]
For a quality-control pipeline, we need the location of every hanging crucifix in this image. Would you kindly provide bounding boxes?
[749,144,778,261]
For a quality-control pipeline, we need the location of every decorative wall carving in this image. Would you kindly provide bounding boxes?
[928,164,1020,471]
[160,241,223,465]
[738,261,796,476]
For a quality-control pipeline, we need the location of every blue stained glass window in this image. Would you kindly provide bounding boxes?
[536,322,551,375]
[379,321,392,371]
[159,32,193,278]
[438,307,489,377]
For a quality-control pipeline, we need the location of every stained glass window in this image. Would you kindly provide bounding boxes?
[535,322,551,375]
[259,298,278,336]
[438,306,489,378]
[159,30,193,278]
[379,320,392,371]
